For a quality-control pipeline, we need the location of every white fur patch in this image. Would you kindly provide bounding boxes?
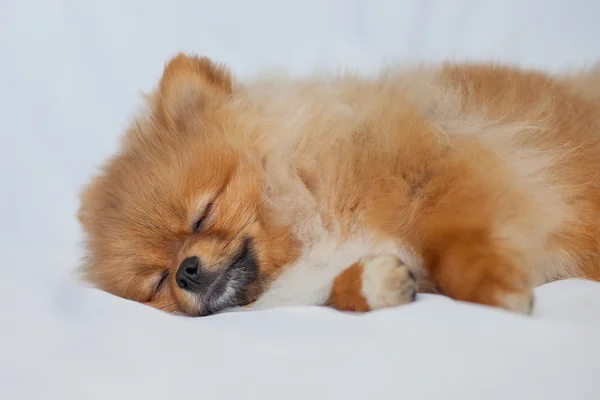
[498,290,534,315]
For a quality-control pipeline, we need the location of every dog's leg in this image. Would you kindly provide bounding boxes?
[327,255,418,312]
[418,228,534,314]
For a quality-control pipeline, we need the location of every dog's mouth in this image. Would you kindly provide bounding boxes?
[196,240,260,316]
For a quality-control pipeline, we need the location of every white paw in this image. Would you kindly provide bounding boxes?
[497,289,535,315]
[360,255,418,310]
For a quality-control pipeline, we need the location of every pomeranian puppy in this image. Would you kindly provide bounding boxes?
[78,53,600,316]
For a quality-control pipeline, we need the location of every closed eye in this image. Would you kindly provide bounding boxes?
[193,202,214,233]
[155,270,169,293]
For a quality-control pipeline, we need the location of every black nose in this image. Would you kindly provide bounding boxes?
[176,256,208,292]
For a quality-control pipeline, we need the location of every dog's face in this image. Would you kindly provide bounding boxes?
[78,54,299,316]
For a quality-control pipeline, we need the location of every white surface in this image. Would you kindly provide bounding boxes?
[2,1,600,399]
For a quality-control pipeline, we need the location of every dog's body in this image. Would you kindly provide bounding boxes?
[78,54,600,316]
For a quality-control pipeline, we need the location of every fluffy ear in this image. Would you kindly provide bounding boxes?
[155,53,233,123]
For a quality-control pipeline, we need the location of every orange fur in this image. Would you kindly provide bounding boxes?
[328,262,370,312]
[78,54,600,316]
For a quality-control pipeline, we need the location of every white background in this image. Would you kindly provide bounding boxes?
[2,1,600,399]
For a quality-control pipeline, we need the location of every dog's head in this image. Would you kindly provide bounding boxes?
[78,54,299,316]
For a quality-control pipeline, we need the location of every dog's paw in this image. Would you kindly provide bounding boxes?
[496,289,535,315]
[359,255,418,310]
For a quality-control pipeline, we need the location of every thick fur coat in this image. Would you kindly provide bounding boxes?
[78,54,600,316]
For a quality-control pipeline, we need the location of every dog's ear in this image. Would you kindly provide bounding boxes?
[155,53,233,124]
